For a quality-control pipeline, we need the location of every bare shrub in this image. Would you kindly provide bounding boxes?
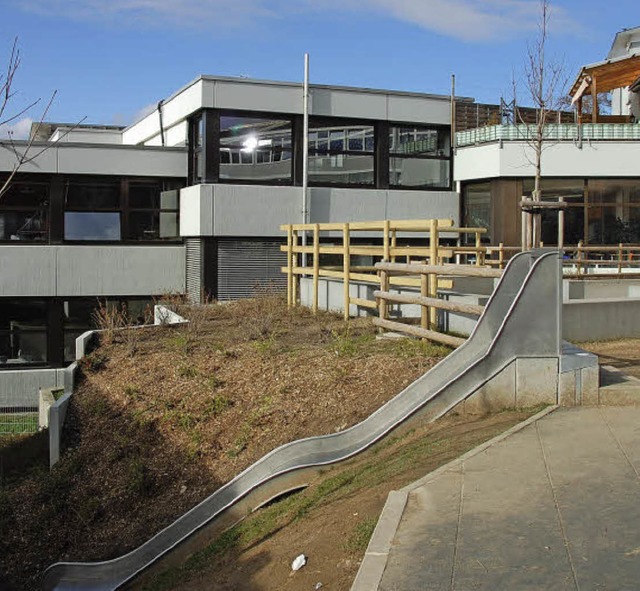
[91,301,126,345]
[236,283,287,341]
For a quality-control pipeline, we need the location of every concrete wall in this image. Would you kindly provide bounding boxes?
[300,275,640,343]
[180,184,459,238]
[563,297,640,342]
[454,140,640,181]
[0,368,66,408]
[299,277,484,336]
[0,245,185,297]
[564,279,640,300]
[123,76,455,146]
[0,141,186,177]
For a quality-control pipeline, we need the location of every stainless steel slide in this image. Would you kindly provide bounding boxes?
[42,250,561,590]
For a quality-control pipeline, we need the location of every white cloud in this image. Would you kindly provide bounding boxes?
[18,0,581,42]
[0,117,33,140]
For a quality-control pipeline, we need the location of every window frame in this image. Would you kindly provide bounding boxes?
[388,123,452,191]
[307,116,377,189]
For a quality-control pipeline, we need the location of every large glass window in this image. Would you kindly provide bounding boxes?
[0,301,47,367]
[64,178,122,241]
[308,120,375,186]
[523,179,586,245]
[463,182,491,242]
[219,114,292,183]
[588,180,640,243]
[389,125,451,189]
[0,179,49,242]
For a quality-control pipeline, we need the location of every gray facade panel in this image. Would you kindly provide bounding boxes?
[57,146,187,177]
[213,81,303,114]
[387,96,452,125]
[56,246,185,297]
[0,246,57,297]
[311,89,388,119]
[385,190,459,223]
[180,184,459,238]
[309,187,388,223]
[212,185,301,237]
[0,245,185,297]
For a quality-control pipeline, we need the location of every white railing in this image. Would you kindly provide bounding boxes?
[456,123,640,147]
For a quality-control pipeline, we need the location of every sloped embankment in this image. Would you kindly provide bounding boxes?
[0,297,450,590]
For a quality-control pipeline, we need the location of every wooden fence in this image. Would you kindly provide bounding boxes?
[467,242,640,276]
[373,262,502,347]
[280,218,489,322]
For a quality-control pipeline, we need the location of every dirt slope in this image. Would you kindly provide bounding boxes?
[0,298,450,590]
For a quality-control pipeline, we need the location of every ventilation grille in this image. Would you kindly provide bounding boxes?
[185,238,203,303]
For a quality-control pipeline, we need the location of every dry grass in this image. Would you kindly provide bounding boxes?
[0,297,451,590]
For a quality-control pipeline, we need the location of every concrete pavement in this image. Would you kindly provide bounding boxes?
[353,406,640,591]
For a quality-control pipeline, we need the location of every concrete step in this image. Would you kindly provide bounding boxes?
[598,365,640,405]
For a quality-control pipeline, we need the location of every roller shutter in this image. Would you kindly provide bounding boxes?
[216,239,286,300]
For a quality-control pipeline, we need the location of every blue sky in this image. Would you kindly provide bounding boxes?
[0,0,639,136]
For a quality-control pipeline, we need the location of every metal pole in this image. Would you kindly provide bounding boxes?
[301,53,310,269]
[451,74,456,153]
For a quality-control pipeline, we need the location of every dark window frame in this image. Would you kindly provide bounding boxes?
[0,175,52,243]
[388,123,452,191]
[307,116,377,189]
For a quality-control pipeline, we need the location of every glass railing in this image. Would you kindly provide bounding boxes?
[456,123,640,147]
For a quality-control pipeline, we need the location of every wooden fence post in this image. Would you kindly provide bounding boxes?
[292,230,299,305]
[618,242,623,274]
[498,242,505,270]
[391,229,397,263]
[429,219,439,329]
[475,231,482,267]
[286,225,293,308]
[577,240,583,275]
[313,224,320,313]
[343,223,350,321]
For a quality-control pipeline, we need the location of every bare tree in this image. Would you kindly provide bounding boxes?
[0,37,84,200]
[513,0,568,248]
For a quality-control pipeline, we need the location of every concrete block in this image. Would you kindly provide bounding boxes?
[581,365,600,405]
[38,389,56,429]
[558,371,577,407]
[464,362,516,415]
[515,357,558,409]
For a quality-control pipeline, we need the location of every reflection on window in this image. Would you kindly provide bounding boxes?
[309,120,374,186]
[463,182,491,241]
[389,125,451,189]
[219,115,292,183]
[129,182,180,241]
[0,179,50,242]
[390,157,450,189]
[65,180,120,209]
[64,212,121,241]
[390,126,450,157]
[0,210,48,241]
[0,301,47,366]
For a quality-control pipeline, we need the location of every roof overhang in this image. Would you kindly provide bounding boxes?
[570,53,640,98]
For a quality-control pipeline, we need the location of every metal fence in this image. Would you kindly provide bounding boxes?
[0,389,39,435]
[0,409,39,435]
[456,123,640,147]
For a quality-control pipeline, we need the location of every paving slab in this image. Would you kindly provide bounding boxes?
[363,407,640,591]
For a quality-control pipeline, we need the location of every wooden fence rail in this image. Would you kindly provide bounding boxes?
[374,261,502,346]
[281,219,489,320]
